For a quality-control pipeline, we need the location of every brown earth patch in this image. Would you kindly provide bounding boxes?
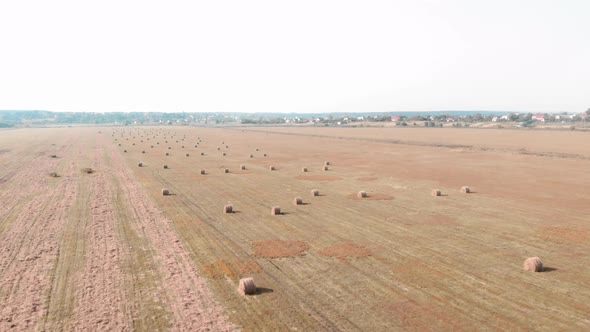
[253,240,309,258]
[357,176,378,181]
[539,226,590,244]
[347,193,393,200]
[375,300,463,331]
[295,175,342,181]
[203,259,262,280]
[318,243,371,259]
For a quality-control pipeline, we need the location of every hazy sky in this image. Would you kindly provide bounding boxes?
[1,0,588,113]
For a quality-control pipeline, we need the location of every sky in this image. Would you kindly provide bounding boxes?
[0,0,589,113]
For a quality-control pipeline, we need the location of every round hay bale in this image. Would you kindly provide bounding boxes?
[118,143,121,146]
[186,153,190,157]
[217,147,220,150]
[302,167,308,172]
[269,165,275,171]
[49,172,59,177]
[224,168,229,173]
[431,189,441,197]
[238,277,256,295]
[249,154,254,158]
[166,152,169,156]
[132,143,135,145]
[222,152,226,156]
[323,166,329,171]
[168,147,171,150]
[124,150,127,153]
[271,206,281,215]
[181,145,184,148]
[255,148,259,151]
[240,165,246,170]
[142,150,145,153]
[311,189,319,196]
[200,169,206,175]
[163,165,168,169]
[358,191,367,198]
[461,186,471,193]
[151,145,154,148]
[523,257,543,272]
[224,205,233,213]
[162,189,170,196]
[293,197,303,205]
[201,152,205,156]
[263,153,267,157]
[324,161,330,166]
[194,145,198,147]
[137,162,143,167]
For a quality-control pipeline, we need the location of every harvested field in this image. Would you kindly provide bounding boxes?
[1,126,590,331]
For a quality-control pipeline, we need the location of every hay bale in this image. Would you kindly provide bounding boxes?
[138,162,143,167]
[240,165,246,170]
[151,145,154,148]
[302,167,308,172]
[358,191,367,198]
[293,197,303,205]
[263,153,267,157]
[255,148,259,151]
[269,165,275,171]
[200,169,206,175]
[431,189,441,197]
[182,145,184,148]
[461,186,471,193]
[323,166,328,171]
[168,147,171,149]
[523,257,543,272]
[222,152,226,156]
[224,205,233,213]
[324,161,330,166]
[142,151,145,153]
[201,152,205,156]
[311,189,319,196]
[50,155,57,158]
[163,165,168,169]
[238,277,256,295]
[124,150,127,153]
[162,189,170,196]
[249,154,254,158]
[186,153,190,157]
[132,143,135,145]
[271,206,281,215]
[81,168,95,174]
[49,172,59,177]
[224,168,229,173]
[166,152,169,156]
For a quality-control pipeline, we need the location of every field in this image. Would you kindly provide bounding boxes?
[1,126,589,331]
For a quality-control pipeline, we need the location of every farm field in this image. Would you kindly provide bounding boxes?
[1,126,590,331]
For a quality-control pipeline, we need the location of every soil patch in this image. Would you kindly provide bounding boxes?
[539,226,590,244]
[203,259,262,280]
[357,176,378,181]
[253,240,309,258]
[318,243,371,259]
[295,175,342,181]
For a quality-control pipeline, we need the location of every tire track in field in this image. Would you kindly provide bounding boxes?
[108,145,237,331]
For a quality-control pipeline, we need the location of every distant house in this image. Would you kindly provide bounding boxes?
[492,117,498,122]
[391,116,401,122]
[500,115,509,120]
[532,114,545,122]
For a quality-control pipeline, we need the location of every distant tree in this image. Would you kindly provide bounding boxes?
[586,108,590,115]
